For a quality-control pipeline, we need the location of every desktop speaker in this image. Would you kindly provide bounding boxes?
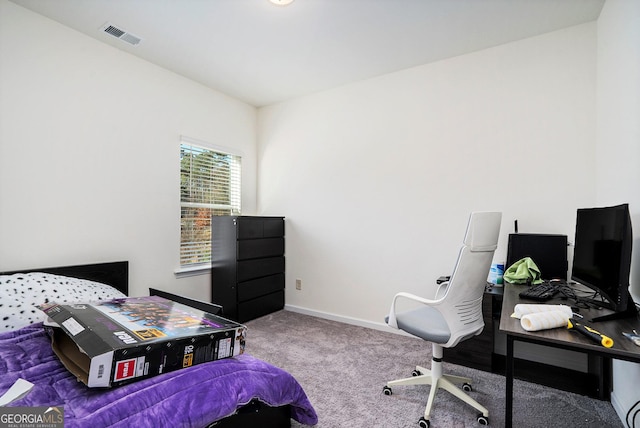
[506,233,568,280]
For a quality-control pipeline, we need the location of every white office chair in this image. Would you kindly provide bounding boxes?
[383,211,502,428]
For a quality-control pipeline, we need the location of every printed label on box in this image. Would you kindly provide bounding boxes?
[218,338,232,359]
[62,317,84,336]
[114,358,137,382]
[136,357,146,378]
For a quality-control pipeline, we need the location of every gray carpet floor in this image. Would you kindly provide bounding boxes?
[245,310,623,428]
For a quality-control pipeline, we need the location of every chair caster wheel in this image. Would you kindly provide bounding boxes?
[477,414,489,425]
[418,417,430,427]
[462,382,473,392]
[382,386,392,396]
[412,369,422,377]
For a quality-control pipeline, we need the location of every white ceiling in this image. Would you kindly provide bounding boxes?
[11,0,605,107]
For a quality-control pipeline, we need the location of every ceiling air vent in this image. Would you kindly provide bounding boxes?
[100,22,142,46]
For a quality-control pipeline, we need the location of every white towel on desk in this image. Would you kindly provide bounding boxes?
[520,310,570,331]
[512,304,573,319]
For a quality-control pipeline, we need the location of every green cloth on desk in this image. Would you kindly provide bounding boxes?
[503,257,544,285]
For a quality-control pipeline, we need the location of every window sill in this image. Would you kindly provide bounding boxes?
[174,264,211,278]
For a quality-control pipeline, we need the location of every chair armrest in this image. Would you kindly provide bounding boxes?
[435,281,449,299]
[386,291,443,329]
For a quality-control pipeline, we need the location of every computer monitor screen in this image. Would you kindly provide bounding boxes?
[571,203,633,314]
[506,234,568,280]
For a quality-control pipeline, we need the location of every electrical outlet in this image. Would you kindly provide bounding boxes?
[295,279,302,290]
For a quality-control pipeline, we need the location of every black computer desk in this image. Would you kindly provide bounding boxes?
[499,282,640,428]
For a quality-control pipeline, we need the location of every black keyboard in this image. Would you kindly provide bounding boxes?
[519,282,561,301]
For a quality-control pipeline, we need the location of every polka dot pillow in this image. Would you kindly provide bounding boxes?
[0,272,127,332]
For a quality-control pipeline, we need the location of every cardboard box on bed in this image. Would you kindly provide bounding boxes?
[39,296,246,387]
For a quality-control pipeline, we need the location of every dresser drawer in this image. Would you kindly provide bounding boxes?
[237,217,284,239]
[237,290,285,322]
[237,257,285,282]
[238,273,284,301]
[237,238,284,260]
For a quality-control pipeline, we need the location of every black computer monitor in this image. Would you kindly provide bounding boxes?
[571,203,635,321]
[506,233,568,280]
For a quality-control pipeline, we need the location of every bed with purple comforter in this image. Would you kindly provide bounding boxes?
[0,323,318,427]
[0,262,316,427]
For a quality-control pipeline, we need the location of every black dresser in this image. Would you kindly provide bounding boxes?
[211,216,285,322]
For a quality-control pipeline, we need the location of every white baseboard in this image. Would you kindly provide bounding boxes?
[610,390,626,425]
[284,304,413,337]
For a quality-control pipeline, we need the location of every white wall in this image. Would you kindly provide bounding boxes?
[596,0,640,422]
[2,0,638,422]
[0,0,257,299]
[258,23,597,326]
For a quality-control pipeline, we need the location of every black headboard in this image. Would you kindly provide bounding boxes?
[0,261,129,295]
[150,288,222,315]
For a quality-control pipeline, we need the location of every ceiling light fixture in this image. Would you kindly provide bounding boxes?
[269,0,294,6]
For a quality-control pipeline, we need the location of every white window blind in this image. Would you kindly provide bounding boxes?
[180,140,241,267]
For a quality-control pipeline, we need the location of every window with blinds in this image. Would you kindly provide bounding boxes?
[180,140,241,268]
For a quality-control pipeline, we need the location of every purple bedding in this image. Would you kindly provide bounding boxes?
[0,324,318,427]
